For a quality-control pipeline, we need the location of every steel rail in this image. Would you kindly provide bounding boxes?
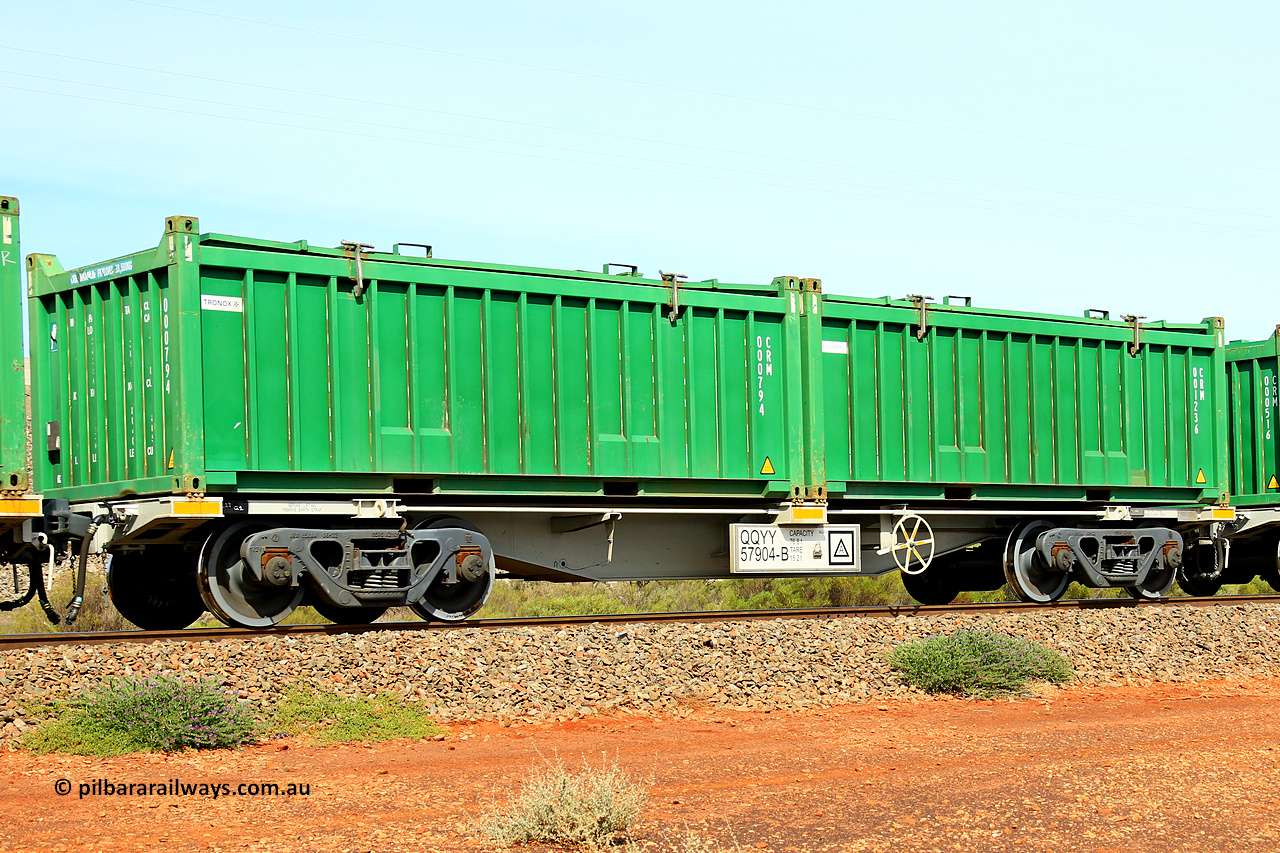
[0,594,1276,652]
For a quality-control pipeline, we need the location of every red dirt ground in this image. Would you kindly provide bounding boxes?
[3,678,1279,853]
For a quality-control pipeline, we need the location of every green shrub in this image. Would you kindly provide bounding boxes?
[272,689,444,744]
[23,675,260,755]
[482,755,648,850]
[888,628,1074,697]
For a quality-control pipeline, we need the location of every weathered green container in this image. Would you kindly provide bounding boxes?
[1225,330,1280,506]
[19,215,1231,508]
[24,217,821,502]
[0,197,26,493]
[818,295,1229,504]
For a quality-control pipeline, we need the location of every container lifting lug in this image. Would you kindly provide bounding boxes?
[342,240,375,298]
[1123,314,1145,357]
[661,270,687,324]
[907,294,933,341]
[391,242,432,258]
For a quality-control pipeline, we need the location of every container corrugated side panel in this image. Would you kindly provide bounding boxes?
[27,236,187,500]
[196,239,801,498]
[1226,333,1280,504]
[0,198,26,492]
[819,297,1227,503]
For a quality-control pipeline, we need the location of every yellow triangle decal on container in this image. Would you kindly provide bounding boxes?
[1269,474,1279,490]
[1195,469,1207,484]
[759,457,776,476]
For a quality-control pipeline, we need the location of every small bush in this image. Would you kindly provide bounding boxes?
[888,628,1074,697]
[482,755,648,850]
[23,675,260,755]
[272,689,444,744]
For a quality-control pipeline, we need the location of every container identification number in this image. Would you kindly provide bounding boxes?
[1191,366,1206,435]
[1265,374,1275,441]
[755,335,773,416]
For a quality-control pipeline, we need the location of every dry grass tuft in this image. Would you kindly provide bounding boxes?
[482,754,648,849]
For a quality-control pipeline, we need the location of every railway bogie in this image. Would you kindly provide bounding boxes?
[94,508,497,629]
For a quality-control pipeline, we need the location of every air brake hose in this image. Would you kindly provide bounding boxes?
[0,547,38,612]
[32,546,60,625]
[63,514,111,626]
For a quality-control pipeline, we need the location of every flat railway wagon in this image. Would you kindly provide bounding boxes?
[0,206,1235,629]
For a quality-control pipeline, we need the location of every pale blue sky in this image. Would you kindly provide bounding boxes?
[3,1,1277,340]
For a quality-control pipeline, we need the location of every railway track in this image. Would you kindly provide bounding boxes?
[2,593,1276,651]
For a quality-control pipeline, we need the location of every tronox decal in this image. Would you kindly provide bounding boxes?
[200,294,243,313]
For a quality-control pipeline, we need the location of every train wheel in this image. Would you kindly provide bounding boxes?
[409,516,494,623]
[107,548,206,630]
[310,598,388,625]
[1124,565,1176,599]
[1003,521,1069,603]
[410,572,492,623]
[900,566,961,605]
[198,523,303,628]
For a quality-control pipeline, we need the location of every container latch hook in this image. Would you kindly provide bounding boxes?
[1122,314,1146,357]
[661,270,687,324]
[907,294,933,341]
[342,240,375,298]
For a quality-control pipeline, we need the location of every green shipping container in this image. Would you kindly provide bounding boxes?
[24,217,820,503]
[817,295,1228,505]
[1225,330,1280,506]
[20,215,1229,509]
[0,197,25,494]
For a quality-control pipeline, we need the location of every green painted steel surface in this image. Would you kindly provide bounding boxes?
[1225,331,1280,505]
[818,295,1227,504]
[21,216,1229,506]
[0,197,24,492]
[26,219,804,501]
